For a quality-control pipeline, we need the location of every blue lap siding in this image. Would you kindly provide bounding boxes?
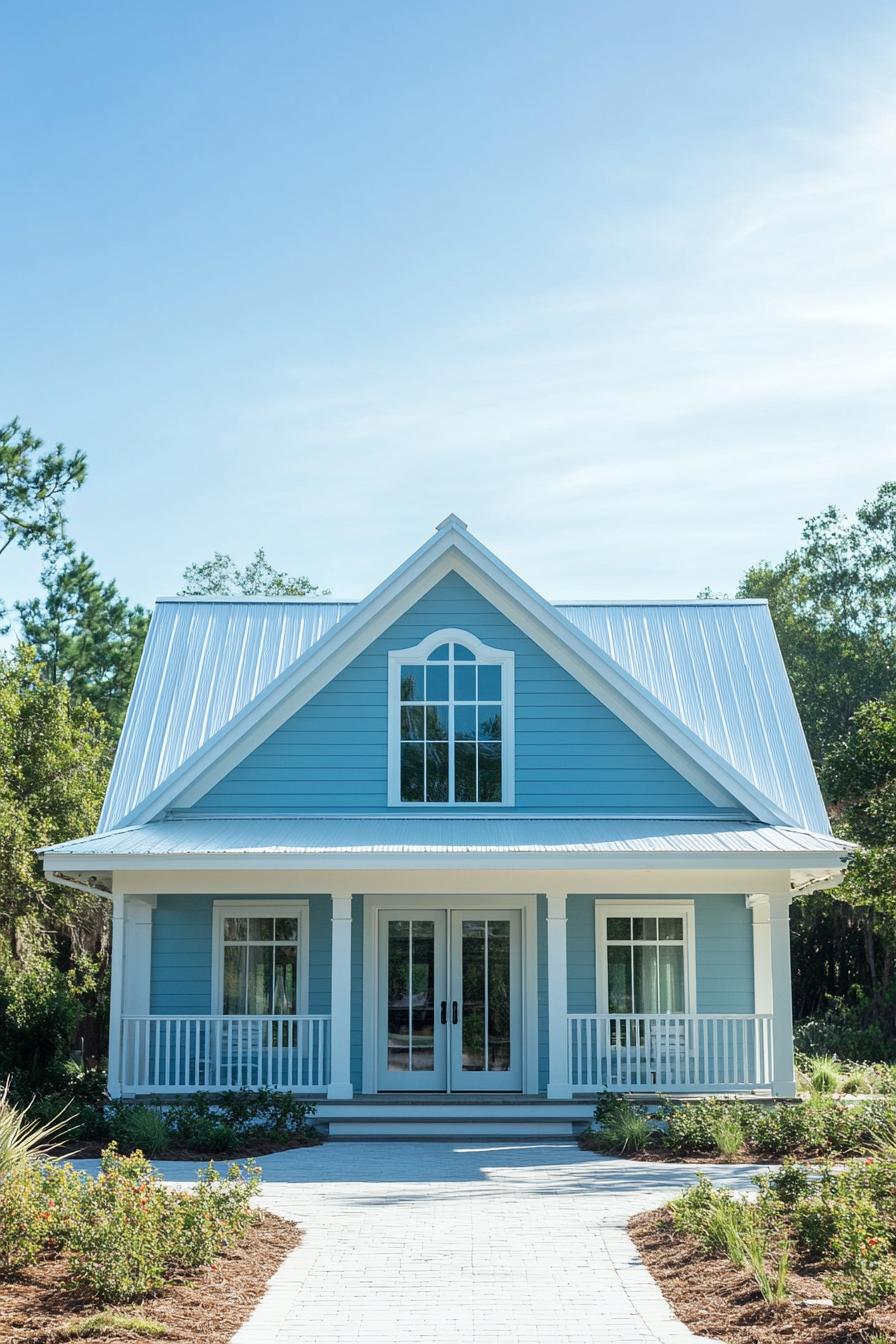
[191,572,740,817]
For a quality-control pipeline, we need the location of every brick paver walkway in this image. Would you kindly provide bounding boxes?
[167,1140,763,1344]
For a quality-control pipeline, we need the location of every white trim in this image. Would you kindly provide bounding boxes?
[545,890,570,1099]
[361,892,539,1096]
[112,519,794,829]
[387,628,515,807]
[328,891,354,1100]
[594,900,697,1014]
[210,900,310,1016]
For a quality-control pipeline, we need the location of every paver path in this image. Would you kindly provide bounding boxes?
[142,1142,768,1344]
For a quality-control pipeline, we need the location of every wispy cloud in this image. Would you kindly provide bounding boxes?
[256,46,896,596]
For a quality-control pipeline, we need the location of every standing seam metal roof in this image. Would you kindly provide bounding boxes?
[98,596,828,834]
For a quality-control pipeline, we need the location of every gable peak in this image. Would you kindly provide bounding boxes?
[435,513,468,533]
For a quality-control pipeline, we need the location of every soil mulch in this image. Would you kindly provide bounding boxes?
[629,1206,896,1344]
[0,1211,301,1344]
[56,1135,321,1161]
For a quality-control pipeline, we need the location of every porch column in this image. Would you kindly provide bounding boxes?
[107,893,125,1098]
[545,891,571,1099]
[328,892,354,1100]
[108,893,156,1098]
[748,893,796,1098]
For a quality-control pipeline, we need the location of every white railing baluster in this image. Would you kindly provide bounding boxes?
[565,1013,777,1094]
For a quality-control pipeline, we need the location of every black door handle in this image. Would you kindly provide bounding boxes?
[440,1001,447,1025]
[452,1001,458,1025]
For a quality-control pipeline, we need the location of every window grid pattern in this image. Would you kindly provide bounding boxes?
[605,915,686,1015]
[399,641,502,803]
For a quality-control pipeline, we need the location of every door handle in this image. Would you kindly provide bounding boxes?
[440,1001,447,1025]
[452,1001,458,1025]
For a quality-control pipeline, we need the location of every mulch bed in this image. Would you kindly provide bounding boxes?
[629,1206,896,1344]
[0,1211,301,1343]
[56,1135,321,1161]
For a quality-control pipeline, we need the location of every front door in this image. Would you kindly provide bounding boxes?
[377,908,522,1092]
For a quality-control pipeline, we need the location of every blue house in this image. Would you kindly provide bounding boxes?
[43,517,850,1136]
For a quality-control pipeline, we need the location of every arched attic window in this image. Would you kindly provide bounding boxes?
[388,630,514,805]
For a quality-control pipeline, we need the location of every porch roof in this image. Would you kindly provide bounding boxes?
[42,815,852,871]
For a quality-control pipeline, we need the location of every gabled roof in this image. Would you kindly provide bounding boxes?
[98,517,828,834]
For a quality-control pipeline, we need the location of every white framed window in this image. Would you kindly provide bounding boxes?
[212,901,310,1016]
[595,901,696,1015]
[387,629,514,806]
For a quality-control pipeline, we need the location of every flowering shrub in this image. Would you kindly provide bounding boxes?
[0,1164,49,1272]
[62,1145,261,1302]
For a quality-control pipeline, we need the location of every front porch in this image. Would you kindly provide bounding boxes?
[107,870,797,1106]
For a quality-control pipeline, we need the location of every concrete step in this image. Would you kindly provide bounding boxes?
[327,1118,578,1138]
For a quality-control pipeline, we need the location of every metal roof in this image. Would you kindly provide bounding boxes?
[99,594,827,834]
[43,816,850,864]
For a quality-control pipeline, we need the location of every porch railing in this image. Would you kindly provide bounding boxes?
[120,1015,331,1094]
[568,1013,774,1092]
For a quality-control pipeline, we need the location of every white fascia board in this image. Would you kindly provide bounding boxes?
[117,519,795,829]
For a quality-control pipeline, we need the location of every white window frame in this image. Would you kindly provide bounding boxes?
[387,628,515,807]
[595,900,696,1015]
[211,900,310,1015]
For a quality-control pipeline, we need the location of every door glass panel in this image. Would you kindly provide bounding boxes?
[461,921,486,1071]
[273,944,297,1013]
[460,919,512,1074]
[486,919,511,1072]
[410,921,436,1070]
[386,919,436,1073]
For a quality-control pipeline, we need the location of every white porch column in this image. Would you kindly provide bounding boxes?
[545,890,571,1099]
[107,892,125,1098]
[328,891,354,1100]
[748,892,796,1098]
[108,893,156,1097]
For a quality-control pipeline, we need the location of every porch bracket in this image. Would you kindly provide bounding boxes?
[328,891,354,1100]
[545,890,572,1100]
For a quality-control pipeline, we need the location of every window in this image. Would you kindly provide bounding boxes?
[388,630,514,805]
[212,902,309,1015]
[596,902,695,1015]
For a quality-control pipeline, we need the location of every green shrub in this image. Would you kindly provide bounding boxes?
[0,945,82,1097]
[708,1112,746,1160]
[166,1159,260,1270]
[109,1105,171,1157]
[670,1173,720,1237]
[808,1055,842,1095]
[828,1259,896,1310]
[745,1230,790,1305]
[842,1069,874,1095]
[764,1161,811,1208]
[591,1096,654,1154]
[66,1147,172,1302]
[661,1099,750,1155]
[0,1163,50,1273]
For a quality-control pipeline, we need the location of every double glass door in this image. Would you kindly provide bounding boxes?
[377,909,522,1091]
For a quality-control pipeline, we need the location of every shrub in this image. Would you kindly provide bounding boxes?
[0,945,82,1097]
[764,1161,811,1208]
[745,1230,790,1305]
[167,1159,260,1270]
[65,1144,260,1303]
[708,1112,746,1160]
[0,1163,50,1273]
[828,1259,896,1310]
[842,1069,874,1095]
[109,1105,172,1157]
[808,1056,842,1095]
[66,1147,172,1302]
[591,1097,654,1154]
[661,1099,748,1155]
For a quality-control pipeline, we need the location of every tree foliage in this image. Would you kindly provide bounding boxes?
[180,548,326,597]
[0,419,86,562]
[737,482,896,1023]
[16,551,149,733]
[0,648,113,1085]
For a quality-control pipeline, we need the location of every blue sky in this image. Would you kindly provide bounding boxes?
[2,2,894,607]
